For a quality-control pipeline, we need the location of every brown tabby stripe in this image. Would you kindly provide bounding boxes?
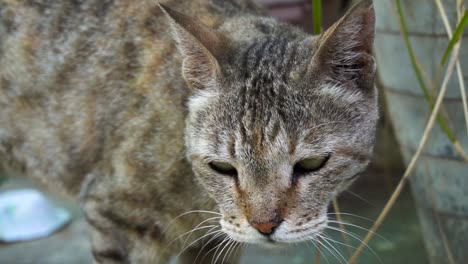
[227,135,236,158]
[84,213,110,235]
[288,133,297,156]
[237,37,302,152]
[267,120,281,142]
[99,209,162,240]
[92,249,128,263]
[335,148,371,163]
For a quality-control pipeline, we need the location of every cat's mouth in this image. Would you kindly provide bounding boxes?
[220,217,327,246]
[258,239,289,249]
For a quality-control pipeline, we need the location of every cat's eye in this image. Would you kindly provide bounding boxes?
[293,156,329,176]
[208,161,238,176]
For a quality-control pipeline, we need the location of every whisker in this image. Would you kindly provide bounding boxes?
[209,237,230,264]
[344,190,378,207]
[315,235,344,264]
[327,212,375,222]
[231,242,243,261]
[241,241,248,251]
[180,216,222,249]
[215,238,234,264]
[231,242,242,262]
[327,220,387,241]
[193,231,226,264]
[305,239,327,264]
[321,233,379,261]
[201,240,224,264]
[168,224,218,249]
[310,238,329,264]
[325,226,383,264]
[302,233,330,264]
[320,234,359,250]
[199,225,220,244]
[317,234,348,264]
[222,239,237,264]
[178,228,222,256]
[163,210,222,234]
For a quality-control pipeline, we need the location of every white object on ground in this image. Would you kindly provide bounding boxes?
[0,189,71,242]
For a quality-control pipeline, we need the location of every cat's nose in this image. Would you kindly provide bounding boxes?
[250,220,283,235]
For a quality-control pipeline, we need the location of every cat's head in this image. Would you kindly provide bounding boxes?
[161,0,377,246]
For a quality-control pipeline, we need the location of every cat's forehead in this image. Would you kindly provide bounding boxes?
[207,87,344,161]
[234,37,314,80]
[189,37,374,160]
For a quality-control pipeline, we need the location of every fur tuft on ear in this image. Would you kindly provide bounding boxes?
[158,4,228,90]
[312,0,375,88]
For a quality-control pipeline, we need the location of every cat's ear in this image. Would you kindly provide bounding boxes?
[311,0,375,88]
[159,4,227,90]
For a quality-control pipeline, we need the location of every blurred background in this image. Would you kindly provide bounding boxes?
[1,0,467,263]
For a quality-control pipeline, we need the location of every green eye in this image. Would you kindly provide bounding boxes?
[294,156,329,175]
[209,161,237,176]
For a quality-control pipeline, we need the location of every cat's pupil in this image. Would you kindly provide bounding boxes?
[209,161,238,176]
[293,156,329,176]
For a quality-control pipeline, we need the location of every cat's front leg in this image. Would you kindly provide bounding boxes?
[82,202,170,264]
[83,205,131,263]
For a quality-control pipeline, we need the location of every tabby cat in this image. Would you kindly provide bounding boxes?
[0,0,378,263]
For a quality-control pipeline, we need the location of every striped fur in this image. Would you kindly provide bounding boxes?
[0,0,377,263]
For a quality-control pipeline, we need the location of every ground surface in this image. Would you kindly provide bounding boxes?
[0,174,428,264]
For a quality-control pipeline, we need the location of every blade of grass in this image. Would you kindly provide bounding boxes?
[423,162,457,264]
[433,206,456,264]
[440,10,468,66]
[314,243,321,264]
[385,0,433,86]
[348,26,463,264]
[456,2,468,136]
[332,198,352,257]
[432,9,468,92]
[312,0,322,34]
[434,0,468,137]
[395,0,468,160]
[457,60,468,136]
[395,0,432,103]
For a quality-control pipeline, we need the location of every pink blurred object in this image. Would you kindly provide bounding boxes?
[254,0,350,32]
[256,0,308,24]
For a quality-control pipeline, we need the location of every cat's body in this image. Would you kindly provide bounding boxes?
[0,0,247,262]
[0,0,378,263]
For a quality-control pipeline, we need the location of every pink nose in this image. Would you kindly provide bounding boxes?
[250,221,282,235]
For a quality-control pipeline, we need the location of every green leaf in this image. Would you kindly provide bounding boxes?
[312,0,322,34]
[440,10,468,67]
[396,0,458,143]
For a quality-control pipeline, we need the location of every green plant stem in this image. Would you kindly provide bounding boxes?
[440,10,468,66]
[396,0,466,156]
[433,9,468,92]
[332,198,352,256]
[349,29,462,264]
[314,244,321,264]
[312,0,322,34]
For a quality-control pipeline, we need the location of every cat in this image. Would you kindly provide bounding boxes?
[0,0,378,263]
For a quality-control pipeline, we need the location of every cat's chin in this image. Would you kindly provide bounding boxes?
[257,240,290,249]
[221,218,327,248]
[221,228,289,247]
[224,231,313,249]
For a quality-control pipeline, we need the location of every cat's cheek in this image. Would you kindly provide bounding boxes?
[192,167,240,209]
[294,173,331,195]
[291,178,336,214]
[192,169,221,193]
